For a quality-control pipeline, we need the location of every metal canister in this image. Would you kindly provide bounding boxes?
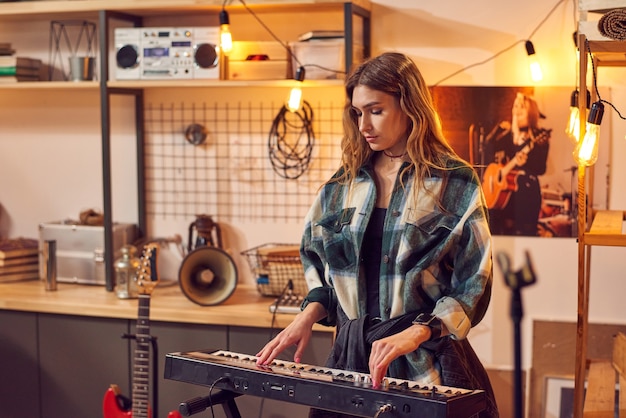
[114,245,140,299]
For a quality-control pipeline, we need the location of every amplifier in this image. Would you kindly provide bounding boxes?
[114,26,220,80]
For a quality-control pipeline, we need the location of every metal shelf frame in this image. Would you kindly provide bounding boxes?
[95,2,371,291]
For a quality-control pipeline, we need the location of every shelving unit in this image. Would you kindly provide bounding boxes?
[0,0,371,291]
[574,1,626,416]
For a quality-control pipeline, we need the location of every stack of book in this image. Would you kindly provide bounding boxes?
[0,42,15,56]
[297,30,344,42]
[0,237,40,283]
[0,43,43,83]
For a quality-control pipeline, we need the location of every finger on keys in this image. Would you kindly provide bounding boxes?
[371,362,388,389]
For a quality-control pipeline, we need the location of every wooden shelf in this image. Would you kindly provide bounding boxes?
[584,210,626,246]
[0,79,344,90]
[578,0,626,66]
[582,39,626,67]
[108,78,344,89]
[0,0,371,19]
[579,0,626,13]
[574,22,626,418]
[0,81,99,90]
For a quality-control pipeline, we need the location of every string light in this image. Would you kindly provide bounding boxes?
[574,101,603,166]
[287,66,305,113]
[432,0,567,86]
[565,89,590,143]
[219,3,233,55]
[525,40,543,82]
[572,38,626,167]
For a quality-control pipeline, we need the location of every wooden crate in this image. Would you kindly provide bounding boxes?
[583,332,626,417]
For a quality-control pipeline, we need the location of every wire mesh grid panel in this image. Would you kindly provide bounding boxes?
[144,100,343,223]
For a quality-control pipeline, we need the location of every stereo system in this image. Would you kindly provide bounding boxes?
[114,26,220,80]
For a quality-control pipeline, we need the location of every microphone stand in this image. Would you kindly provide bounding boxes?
[496,251,537,418]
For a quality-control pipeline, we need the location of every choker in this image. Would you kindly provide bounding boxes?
[383,150,407,160]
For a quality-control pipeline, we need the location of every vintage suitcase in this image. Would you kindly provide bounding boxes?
[38,221,138,285]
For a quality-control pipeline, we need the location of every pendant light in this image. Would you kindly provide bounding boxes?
[525,41,543,82]
[219,5,233,55]
[574,101,604,166]
[287,66,305,113]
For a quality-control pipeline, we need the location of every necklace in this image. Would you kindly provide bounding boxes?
[383,150,407,160]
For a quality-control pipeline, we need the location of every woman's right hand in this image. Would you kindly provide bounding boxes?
[256,301,326,365]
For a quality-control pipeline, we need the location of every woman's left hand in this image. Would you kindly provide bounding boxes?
[368,325,431,389]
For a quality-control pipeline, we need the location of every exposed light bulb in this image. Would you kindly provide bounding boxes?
[566,107,580,143]
[565,90,591,144]
[525,41,543,82]
[219,9,233,55]
[287,87,303,113]
[566,90,581,143]
[574,101,604,167]
[287,66,305,113]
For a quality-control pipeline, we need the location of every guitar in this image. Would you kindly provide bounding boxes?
[481,128,551,209]
[102,243,181,418]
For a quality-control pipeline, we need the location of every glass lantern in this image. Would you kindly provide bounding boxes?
[114,245,140,299]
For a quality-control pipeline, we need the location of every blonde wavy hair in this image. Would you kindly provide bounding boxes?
[330,52,463,196]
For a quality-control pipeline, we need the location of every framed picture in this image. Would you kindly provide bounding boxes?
[544,375,619,418]
[544,376,575,418]
[430,86,610,238]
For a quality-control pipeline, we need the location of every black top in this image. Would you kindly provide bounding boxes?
[363,207,386,319]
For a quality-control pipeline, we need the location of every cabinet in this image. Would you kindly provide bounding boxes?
[0,0,371,291]
[0,309,333,418]
[574,2,626,417]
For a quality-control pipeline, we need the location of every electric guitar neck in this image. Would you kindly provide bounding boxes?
[102,243,181,418]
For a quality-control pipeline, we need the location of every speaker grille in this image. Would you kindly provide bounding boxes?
[194,43,218,69]
[116,45,139,69]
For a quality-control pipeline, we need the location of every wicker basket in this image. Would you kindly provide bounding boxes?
[242,243,308,296]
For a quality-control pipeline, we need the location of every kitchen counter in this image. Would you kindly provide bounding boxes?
[0,279,335,418]
[0,279,330,331]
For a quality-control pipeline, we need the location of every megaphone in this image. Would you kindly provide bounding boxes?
[178,246,238,306]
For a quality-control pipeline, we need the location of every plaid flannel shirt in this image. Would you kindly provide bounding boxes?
[300,158,493,383]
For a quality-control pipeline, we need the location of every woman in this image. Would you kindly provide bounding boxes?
[256,52,498,418]
[483,92,551,236]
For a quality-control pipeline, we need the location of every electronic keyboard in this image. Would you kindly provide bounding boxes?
[164,349,486,418]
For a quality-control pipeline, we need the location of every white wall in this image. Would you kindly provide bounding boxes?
[1,0,625,389]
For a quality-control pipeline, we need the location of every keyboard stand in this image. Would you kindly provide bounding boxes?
[178,389,242,418]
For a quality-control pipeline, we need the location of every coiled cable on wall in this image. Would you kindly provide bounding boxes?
[267,100,315,179]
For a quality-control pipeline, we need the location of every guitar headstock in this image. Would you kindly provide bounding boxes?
[534,128,552,144]
[137,243,159,295]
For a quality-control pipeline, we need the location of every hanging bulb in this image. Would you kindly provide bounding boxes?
[566,90,581,143]
[287,66,305,113]
[574,101,604,167]
[525,41,543,82]
[219,9,233,55]
[565,90,591,143]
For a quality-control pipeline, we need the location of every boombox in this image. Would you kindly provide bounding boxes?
[114,26,220,80]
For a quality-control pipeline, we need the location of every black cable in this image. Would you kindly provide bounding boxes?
[237,0,346,76]
[268,101,315,179]
[268,279,294,340]
[433,0,569,85]
[585,38,626,121]
[207,376,229,418]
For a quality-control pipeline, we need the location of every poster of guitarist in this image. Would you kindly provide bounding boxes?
[482,92,551,236]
